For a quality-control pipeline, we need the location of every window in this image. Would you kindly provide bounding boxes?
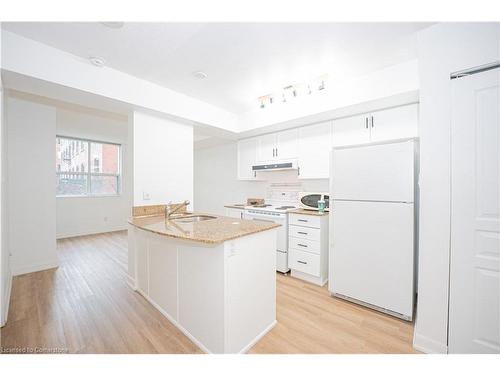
[56,136,121,197]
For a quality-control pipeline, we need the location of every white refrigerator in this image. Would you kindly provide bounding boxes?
[329,139,416,321]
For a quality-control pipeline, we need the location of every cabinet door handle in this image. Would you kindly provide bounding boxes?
[298,243,308,248]
[254,171,256,178]
[365,117,368,129]
[297,260,307,264]
[298,231,308,235]
[298,219,308,222]
[272,148,275,157]
[371,115,374,128]
[276,148,278,157]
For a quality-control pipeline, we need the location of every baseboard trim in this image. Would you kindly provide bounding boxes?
[413,333,448,354]
[290,270,327,286]
[135,287,275,354]
[56,226,127,240]
[126,275,137,291]
[136,288,212,354]
[238,320,277,354]
[12,259,59,276]
[1,270,12,327]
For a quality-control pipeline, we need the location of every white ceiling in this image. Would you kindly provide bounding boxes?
[2,22,431,114]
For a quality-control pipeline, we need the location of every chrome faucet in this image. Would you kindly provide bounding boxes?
[165,200,190,220]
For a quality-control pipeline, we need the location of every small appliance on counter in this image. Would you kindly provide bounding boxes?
[298,192,330,211]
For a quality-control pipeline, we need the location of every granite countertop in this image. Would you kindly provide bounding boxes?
[128,212,280,244]
[224,204,247,210]
[289,208,329,216]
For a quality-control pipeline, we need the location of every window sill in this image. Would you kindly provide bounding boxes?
[57,194,122,199]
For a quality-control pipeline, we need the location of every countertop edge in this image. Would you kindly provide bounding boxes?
[224,205,246,210]
[128,216,281,245]
[289,209,329,216]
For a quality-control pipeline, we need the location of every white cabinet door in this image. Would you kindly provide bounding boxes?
[225,207,243,219]
[448,68,500,353]
[332,114,370,147]
[257,133,276,162]
[148,235,178,320]
[237,138,258,180]
[275,128,298,160]
[298,121,332,179]
[370,104,418,142]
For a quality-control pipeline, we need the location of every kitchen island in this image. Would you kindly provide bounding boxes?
[128,208,280,354]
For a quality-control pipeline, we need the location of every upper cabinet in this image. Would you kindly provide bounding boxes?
[237,137,260,180]
[332,103,418,148]
[257,129,298,163]
[237,103,418,181]
[256,133,276,162]
[369,104,418,142]
[297,121,332,179]
[332,114,371,147]
[276,129,299,160]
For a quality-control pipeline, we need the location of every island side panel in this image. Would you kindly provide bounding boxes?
[178,242,226,354]
[148,234,178,320]
[224,228,278,353]
[134,227,150,295]
[127,224,137,289]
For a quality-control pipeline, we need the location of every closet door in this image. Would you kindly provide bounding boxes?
[448,67,500,353]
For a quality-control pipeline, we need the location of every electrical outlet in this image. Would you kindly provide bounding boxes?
[143,192,151,200]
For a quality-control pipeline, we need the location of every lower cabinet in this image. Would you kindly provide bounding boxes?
[148,234,178,320]
[288,212,329,286]
[225,207,244,219]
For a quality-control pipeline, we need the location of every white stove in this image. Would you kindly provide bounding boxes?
[242,185,300,273]
[244,204,298,214]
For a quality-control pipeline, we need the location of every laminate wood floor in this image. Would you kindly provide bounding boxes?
[0,231,417,354]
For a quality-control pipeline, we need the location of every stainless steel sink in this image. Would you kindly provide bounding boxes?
[170,215,217,223]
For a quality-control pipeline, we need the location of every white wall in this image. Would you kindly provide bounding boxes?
[55,108,131,238]
[194,142,328,215]
[413,22,500,354]
[128,110,194,282]
[6,97,58,276]
[133,111,193,207]
[0,22,12,326]
[238,60,419,132]
[2,31,238,132]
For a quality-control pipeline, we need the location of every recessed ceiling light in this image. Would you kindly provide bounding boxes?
[89,56,106,67]
[192,71,208,79]
[100,22,124,29]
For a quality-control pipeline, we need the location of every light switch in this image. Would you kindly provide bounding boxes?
[143,192,151,200]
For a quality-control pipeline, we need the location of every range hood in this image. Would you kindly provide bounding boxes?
[252,160,298,172]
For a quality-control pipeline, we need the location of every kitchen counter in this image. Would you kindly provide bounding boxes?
[129,212,280,244]
[128,209,279,353]
[223,204,246,210]
[289,208,329,216]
